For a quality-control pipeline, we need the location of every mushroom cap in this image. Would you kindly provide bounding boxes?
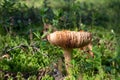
[47,30,92,48]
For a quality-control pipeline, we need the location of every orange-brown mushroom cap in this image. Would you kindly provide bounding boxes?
[47,30,92,49]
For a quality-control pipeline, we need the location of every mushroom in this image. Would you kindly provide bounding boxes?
[47,30,94,76]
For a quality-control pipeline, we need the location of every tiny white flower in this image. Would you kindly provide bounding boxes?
[111,29,114,34]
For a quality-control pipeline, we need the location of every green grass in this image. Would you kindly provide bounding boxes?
[0,26,119,80]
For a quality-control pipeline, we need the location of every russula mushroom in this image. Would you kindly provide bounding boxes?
[47,30,94,75]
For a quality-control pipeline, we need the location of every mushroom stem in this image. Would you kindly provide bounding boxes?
[63,48,72,75]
